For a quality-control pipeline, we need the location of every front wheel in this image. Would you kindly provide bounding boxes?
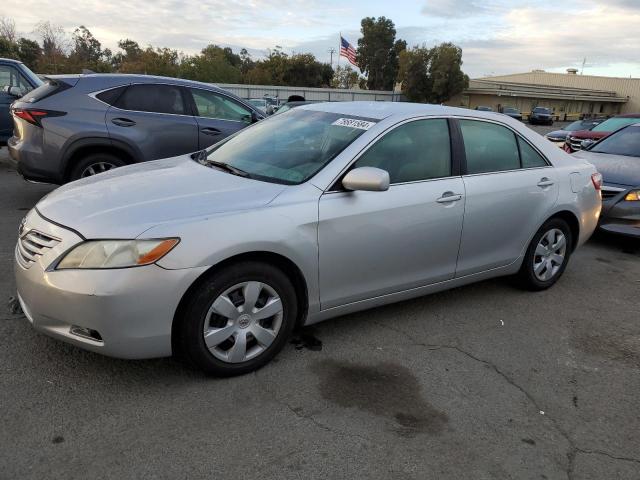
[516,218,572,291]
[176,261,298,376]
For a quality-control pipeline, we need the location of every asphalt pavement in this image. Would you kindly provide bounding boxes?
[1,137,639,480]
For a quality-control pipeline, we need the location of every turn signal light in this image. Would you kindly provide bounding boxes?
[591,173,603,191]
[624,190,640,201]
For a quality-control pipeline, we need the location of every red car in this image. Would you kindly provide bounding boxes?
[564,113,640,152]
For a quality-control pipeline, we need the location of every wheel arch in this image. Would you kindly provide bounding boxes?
[543,209,580,252]
[61,138,139,181]
[171,251,309,355]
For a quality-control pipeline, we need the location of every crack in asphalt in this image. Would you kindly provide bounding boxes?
[369,320,640,478]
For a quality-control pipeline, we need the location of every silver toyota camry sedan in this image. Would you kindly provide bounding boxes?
[15,102,602,376]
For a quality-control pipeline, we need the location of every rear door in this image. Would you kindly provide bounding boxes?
[0,64,32,140]
[185,87,254,149]
[455,118,559,277]
[105,83,198,161]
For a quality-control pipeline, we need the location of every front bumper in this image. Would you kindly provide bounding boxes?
[599,187,640,238]
[14,209,208,359]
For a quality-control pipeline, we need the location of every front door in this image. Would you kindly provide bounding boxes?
[186,87,254,149]
[318,118,465,309]
[0,64,32,141]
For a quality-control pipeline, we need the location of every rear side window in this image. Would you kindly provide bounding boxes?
[115,84,186,115]
[96,86,127,106]
[460,120,520,174]
[518,137,548,168]
[354,119,451,183]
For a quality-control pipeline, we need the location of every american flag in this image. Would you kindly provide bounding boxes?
[340,36,358,67]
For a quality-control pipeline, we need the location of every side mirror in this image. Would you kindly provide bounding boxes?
[580,139,594,150]
[7,86,24,97]
[251,111,260,123]
[342,167,390,192]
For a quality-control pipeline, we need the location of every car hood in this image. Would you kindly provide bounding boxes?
[36,155,287,238]
[546,129,568,138]
[568,129,609,140]
[572,150,640,187]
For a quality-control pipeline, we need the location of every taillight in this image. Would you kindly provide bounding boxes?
[591,172,603,191]
[12,109,65,127]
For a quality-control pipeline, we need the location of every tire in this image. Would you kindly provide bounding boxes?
[69,152,127,181]
[516,218,573,291]
[176,261,298,376]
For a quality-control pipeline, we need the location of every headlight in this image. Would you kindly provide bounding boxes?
[55,238,179,270]
[624,190,640,201]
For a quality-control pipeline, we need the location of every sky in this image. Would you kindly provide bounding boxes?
[5,0,640,79]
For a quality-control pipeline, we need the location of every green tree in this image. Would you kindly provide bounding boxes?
[180,44,242,83]
[357,16,406,90]
[16,38,41,70]
[428,42,468,104]
[398,43,468,103]
[0,37,19,59]
[331,65,359,89]
[34,21,68,73]
[68,26,112,72]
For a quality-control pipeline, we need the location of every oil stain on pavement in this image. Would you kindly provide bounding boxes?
[311,359,448,437]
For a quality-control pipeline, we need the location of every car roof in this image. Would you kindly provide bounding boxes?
[0,57,24,65]
[299,101,505,121]
[74,73,229,93]
[615,113,640,118]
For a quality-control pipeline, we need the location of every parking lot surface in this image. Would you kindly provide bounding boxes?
[1,136,639,479]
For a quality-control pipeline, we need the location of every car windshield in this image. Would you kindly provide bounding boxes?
[592,117,640,132]
[533,108,550,114]
[203,109,374,184]
[590,125,640,157]
[566,120,596,131]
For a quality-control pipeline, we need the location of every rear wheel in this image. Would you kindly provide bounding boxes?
[516,218,572,291]
[176,261,297,376]
[69,152,127,181]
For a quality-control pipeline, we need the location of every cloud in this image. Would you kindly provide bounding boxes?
[421,0,490,18]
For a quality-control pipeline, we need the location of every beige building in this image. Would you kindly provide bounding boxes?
[447,69,640,120]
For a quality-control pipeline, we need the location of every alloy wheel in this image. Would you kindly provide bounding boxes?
[533,228,567,281]
[203,281,283,363]
[80,161,117,178]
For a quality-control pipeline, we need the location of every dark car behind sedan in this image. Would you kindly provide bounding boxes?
[0,58,42,144]
[545,119,603,147]
[573,123,640,237]
[529,107,553,125]
[501,106,522,121]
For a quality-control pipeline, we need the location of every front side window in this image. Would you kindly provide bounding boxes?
[115,84,186,115]
[591,126,640,157]
[460,120,520,174]
[203,109,372,184]
[191,89,252,122]
[354,119,451,183]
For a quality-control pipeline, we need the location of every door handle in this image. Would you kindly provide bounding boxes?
[436,192,463,203]
[201,127,222,136]
[111,118,136,127]
[537,177,554,188]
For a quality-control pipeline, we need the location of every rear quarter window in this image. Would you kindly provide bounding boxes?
[114,84,186,115]
[95,86,127,106]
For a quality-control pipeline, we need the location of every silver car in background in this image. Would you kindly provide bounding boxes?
[15,102,602,376]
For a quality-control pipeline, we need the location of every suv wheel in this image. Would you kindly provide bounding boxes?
[176,261,298,376]
[516,218,573,291]
[69,153,127,181]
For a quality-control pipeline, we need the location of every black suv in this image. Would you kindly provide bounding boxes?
[1,58,42,144]
[8,74,264,183]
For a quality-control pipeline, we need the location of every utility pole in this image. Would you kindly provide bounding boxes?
[581,57,586,75]
[328,48,336,68]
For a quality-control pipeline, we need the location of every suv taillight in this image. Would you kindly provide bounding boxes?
[591,172,603,191]
[12,109,65,128]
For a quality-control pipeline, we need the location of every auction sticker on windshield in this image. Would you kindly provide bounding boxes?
[332,118,376,130]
